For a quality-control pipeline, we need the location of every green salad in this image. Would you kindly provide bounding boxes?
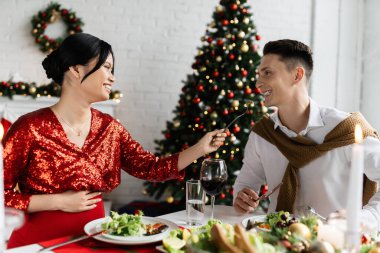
[102,211,146,236]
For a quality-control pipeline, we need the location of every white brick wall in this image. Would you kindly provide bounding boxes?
[0,0,312,209]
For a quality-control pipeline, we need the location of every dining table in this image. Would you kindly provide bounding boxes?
[5,205,264,253]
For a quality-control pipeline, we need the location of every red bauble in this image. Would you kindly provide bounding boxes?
[207,37,213,43]
[241,70,248,77]
[225,130,231,136]
[75,26,81,32]
[245,87,252,94]
[233,125,241,133]
[195,117,201,122]
[252,44,258,52]
[254,87,261,94]
[227,72,232,78]
[230,4,238,10]
[228,54,235,60]
[213,85,218,91]
[261,185,268,195]
[196,84,204,92]
[199,125,204,130]
[227,92,234,99]
[165,133,171,139]
[231,36,236,42]
[211,51,216,57]
[220,193,226,199]
[61,9,68,15]
[41,12,46,17]
[213,71,220,77]
[222,19,229,26]
[242,8,248,14]
[193,97,201,104]
[255,34,261,41]
[217,39,224,46]
[223,109,229,115]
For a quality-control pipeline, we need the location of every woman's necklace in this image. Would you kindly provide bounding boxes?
[56,112,90,137]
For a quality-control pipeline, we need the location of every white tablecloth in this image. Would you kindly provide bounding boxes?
[5,205,263,253]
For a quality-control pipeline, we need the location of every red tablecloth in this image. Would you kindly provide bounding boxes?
[38,236,161,253]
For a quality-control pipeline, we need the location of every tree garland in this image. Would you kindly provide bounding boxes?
[31,2,84,53]
[0,81,122,101]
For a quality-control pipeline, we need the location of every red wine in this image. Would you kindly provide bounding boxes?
[201,177,226,196]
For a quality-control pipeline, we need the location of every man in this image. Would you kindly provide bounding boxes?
[233,39,380,230]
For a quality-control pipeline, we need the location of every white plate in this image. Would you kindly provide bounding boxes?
[84,216,177,245]
[241,215,270,231]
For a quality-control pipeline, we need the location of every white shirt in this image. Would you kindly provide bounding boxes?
[233,98,380,230]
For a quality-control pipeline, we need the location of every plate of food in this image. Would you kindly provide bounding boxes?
[84,211,177,245]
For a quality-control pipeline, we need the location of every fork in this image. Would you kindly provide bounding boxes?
[224,101,253,132]
[254,182,283,202]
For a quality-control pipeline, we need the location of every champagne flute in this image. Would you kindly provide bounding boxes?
[200,158,228,220]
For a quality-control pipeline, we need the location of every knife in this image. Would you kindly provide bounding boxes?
[254,182,283,202]
[37,230,106,253]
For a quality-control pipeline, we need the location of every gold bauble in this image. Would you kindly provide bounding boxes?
[243,17,250,24]
[238,31,245,38]
[241,44,249,52]
[209,21,216,28]
[234,18,239,24]
[220,90,226,96]
[215,5,224,12]
[113,91,121,99]
[32,29,38,34]
[29,86,37,94]
[69,30,75,35]
[36,23,41,28]
[198,50,204,56]
[199,67,207,72]
[173,120,181,128]
[236,81,243,88]
[216,56,222,62]
[45,42,50,47]
[166,196,174,204]
[262,106,268,113]
[232,100,239,107]
[228,45,233,50]
[210,111,218,119]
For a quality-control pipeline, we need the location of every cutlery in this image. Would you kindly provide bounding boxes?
[307,206,327,221]
[224,101,253,132]
[37,230,106,253]
[254,182,283,202]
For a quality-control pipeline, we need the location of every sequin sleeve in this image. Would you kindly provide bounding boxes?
[119,125,184,182]
[2,116,34,211]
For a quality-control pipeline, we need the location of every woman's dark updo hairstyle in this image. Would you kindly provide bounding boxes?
[42,33,114,85]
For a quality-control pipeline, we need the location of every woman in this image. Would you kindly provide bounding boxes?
[3,33,226,248]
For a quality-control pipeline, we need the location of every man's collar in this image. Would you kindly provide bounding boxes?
[270,98,324,132]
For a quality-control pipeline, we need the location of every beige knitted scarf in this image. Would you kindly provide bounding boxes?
[252,112,378,212]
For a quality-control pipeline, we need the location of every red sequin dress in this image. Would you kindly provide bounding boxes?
[2,107,183,248]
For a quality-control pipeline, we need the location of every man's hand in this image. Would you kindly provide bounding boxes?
[233,187,260,214]
[55,191,102,212]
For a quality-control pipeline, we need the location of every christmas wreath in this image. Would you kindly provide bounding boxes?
[31,2,84,53]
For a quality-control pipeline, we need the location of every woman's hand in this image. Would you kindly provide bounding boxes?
[233,187,260,214]
[196,129,227,155]
[55,191,102,213]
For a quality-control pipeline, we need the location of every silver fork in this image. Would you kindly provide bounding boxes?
[224,101,253,132]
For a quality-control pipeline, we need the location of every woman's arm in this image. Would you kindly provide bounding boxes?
[178,129,226,170]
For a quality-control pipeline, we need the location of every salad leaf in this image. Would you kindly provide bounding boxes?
[102,211,146,237]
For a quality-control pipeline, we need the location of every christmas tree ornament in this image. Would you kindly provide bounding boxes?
[216,56,222,62]
[241,69,248,77]
[236,80,243,88]
[233,18,239,24]
[215,5,224,12]
[245,87,252,94]
[173,120,181,128]
[217,39,224,46]
[210,111,218,119]
[255,34,262,40]
[241,43,249,52]
[230,4,238,11]
[166,196,174,204]
[227,91,234,99]
[220,89,226,96]
[232,100,240,107]
[222,19,229,26]
[243,17,250,24]
[238,31,245,38]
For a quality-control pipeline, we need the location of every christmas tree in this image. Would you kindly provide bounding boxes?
[143,0,268,206]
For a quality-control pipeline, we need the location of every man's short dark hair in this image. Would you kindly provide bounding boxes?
[263,39,313,80]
